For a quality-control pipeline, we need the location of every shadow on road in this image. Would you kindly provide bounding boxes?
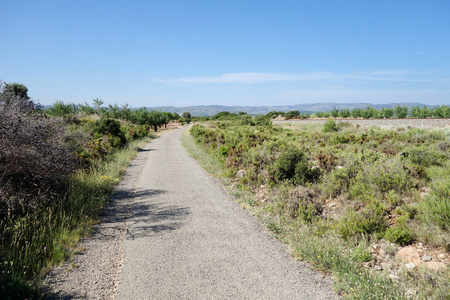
[137,148,154,152]
[127,189,190,239]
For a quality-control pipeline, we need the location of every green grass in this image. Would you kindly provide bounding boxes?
[0,137,152,299]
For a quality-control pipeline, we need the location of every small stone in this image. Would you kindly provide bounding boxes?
[237,170,246,177]
[379,248,386,259]
[422,256,432,262]
[438,254,446,259]
[381,262,393,270]
[389,274,399,281]
[420,192,429,199]
[418,243,423,247]
[405,262,416,269]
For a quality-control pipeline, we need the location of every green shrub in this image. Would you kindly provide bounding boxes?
[369,158,412,193]
[321,168,350,198]
[239,115,254,125]
[348,175,375,200]
[350,157,413,197]
[121,124,150,142]
[384,214,412,246]
[403,149,445,167]
[328,133,351,145]
[93,118,126,146]
[272,146,319,185]
[323,119,338,133]
[350,244,373,263]
[385,190,403,209]
[421,179,450,230]
[337,201,387,240]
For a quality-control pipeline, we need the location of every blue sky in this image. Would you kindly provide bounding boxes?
[1,0,449,107]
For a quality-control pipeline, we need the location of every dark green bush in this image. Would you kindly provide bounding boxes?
[383,214,412,245]
[272,146,319,185]
[93,118,126,146]
[121,124,150,142]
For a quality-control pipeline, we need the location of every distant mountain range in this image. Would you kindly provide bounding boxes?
[147,102,435,117]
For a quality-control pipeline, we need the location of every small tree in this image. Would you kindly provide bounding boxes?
[79,102,96,115]
[92,98,104,113]
[45,100,78,117]
[339,108,350,118]
[330,107,340,118]
[285,110,300,120]
[0,83,39,114]
[1,82,29,99]
[350,108,363,118]
[182,111,191,124]
[395,105,408,118]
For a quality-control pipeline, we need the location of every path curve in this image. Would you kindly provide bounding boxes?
[116,127,338,299]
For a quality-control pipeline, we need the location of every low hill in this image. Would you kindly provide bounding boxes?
[148,102,434,117]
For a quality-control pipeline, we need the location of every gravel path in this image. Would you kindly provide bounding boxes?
[116,127,337,299]
[45,127,339,299]
[274,118,450,130]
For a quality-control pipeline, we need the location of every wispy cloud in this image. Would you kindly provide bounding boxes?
[369,70,409,76]
[154,71,450,85]
[280,89,450,104]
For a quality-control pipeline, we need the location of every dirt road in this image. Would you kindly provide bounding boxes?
[115,127,338,299]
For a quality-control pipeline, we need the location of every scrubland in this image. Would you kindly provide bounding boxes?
[185,118,450,299]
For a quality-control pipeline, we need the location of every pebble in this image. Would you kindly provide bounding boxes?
[405,262,416,269]
[422,256,432,261]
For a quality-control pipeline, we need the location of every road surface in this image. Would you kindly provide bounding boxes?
[116,127,338,299]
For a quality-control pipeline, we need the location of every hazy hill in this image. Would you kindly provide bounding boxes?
[148,102,433,117]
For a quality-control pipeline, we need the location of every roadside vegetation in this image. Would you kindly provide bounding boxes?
[185,114,450,299]
[0,82,181,299]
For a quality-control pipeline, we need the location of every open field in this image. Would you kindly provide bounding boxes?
[274,118,450,130]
